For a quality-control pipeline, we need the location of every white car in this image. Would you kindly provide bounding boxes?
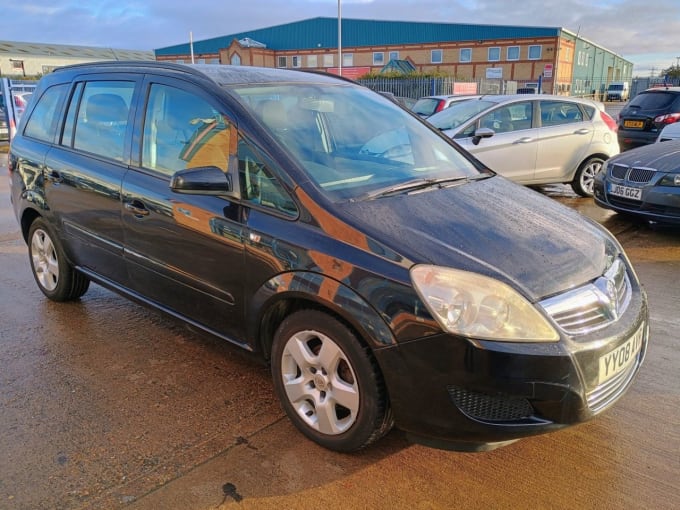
[656,121,680,142]
[427,94,620,196]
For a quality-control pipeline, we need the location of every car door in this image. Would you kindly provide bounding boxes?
[533,100,593,183]
[44,75,140,284]
[453,100,538,182]
[121,77,250,344]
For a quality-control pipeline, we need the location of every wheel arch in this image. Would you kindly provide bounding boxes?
[20,207,42,244]
[248,271,397,363]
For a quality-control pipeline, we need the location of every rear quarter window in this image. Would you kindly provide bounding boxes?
[23,84,68,143]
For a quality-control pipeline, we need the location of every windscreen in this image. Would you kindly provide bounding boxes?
[426,99,497,131]
[230,83,487,201]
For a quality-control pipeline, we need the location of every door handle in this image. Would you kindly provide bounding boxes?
[516,137,534,143]
[574,128,590,135]
[125,202,150,217]
[45,170,63,183]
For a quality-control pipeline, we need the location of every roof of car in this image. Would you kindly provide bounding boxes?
[643,86,680,93]
[53,60,349,86]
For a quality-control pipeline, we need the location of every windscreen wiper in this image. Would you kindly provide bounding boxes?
[360,176,473,200]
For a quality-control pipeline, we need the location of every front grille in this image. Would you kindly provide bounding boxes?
[447,386,534,422]
[540,258,631,336]
[586,351,642,412]
[610,163,628,180]
[608,163,656,184]
[629,168,656,183]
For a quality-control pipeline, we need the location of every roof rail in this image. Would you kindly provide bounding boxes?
[54,60,207,78]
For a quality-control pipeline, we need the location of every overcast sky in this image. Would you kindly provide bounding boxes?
[4,0,679,76]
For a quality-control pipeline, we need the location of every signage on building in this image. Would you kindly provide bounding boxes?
[544,64,553,78]
[453,82,478,94]
[486,67,503,79]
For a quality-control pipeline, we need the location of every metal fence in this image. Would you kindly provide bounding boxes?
[357,75,680,101]
[357,76,565,99]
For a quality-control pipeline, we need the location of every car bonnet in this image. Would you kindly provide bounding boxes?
[610,139,680,172]
[339,177,617,301]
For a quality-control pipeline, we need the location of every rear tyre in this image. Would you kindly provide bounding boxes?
[571,156,604,197]
[271,309,393,452]
[28,218,90,301]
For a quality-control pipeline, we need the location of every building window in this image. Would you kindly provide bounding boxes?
[197,58,206,64]
[292,56,302,68]
[528,45,542,60]
[373,52,384,66]
[277,56,287,68]
[230,54,241,66]
[323,54,334,67]
[488,47,501,62]
[176,59,185,64]
[343,53,353,67]
[389,51,399,61]
[307,55,318,68]
[210,59,220,64]
[431,49,443,64]
[459,48,472,63]
[507,46,520,61]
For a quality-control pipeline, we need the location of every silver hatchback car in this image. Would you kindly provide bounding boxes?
[428,94,620,196]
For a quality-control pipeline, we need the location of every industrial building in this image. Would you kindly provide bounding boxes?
[155,17,633,97]
[0,40,154,78]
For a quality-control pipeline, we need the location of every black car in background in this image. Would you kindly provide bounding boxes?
[594,139,680,224]
[617,86,680,150]
[9,62,648,453]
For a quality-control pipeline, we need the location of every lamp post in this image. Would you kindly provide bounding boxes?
[338,0,342,76]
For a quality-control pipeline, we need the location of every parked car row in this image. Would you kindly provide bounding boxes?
[9,61,648,453]
[403,86,679,225]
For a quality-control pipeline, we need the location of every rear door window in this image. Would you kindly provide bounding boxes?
[539,100,584,126]
[62,80,135,161]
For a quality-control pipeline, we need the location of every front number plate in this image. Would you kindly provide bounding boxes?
[609,183,642,201]
[598,324,644,384]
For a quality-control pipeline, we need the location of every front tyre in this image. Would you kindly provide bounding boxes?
[571,156,605,197]
[271,309,393,452]
[28,218,90,301]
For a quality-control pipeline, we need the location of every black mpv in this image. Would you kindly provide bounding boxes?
[9,62,648,452]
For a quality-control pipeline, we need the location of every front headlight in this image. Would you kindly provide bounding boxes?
[410,265,559,342]
[659,174,680,186]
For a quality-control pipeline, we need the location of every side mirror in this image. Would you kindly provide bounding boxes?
[170,166,234,196]
[472,127,495,146]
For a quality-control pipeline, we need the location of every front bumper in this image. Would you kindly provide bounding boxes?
[374,288,648,451]
[594,178,680,224]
